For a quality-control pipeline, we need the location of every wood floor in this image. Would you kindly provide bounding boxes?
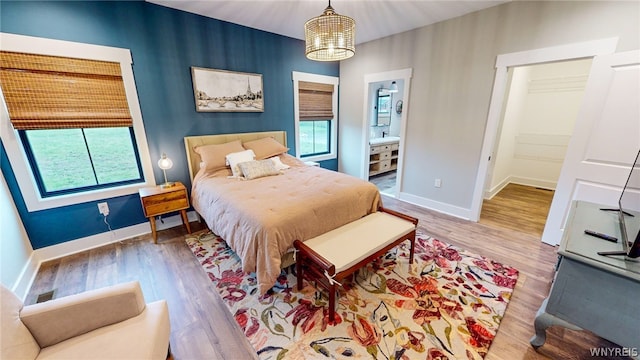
[26,185,627,360]
[480,183,555,237]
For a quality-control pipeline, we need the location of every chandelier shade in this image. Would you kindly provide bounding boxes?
[304,1,355,61]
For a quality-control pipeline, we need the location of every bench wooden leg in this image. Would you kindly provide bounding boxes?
[409,231,416,264]
[296,254,303,290]
[328,282,336,323]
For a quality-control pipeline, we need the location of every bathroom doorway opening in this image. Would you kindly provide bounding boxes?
[361,68,412,198]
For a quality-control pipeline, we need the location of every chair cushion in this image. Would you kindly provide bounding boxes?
[21,281,146,348]
[36,300,170,360]
[1,284,40,360]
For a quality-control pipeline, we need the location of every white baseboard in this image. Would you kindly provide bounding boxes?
[485,177,511,200]
[12,252,40,301]
[397,192,472,220]
[485,176,556,200]
[14,211,199,301]
[510,176,556,191]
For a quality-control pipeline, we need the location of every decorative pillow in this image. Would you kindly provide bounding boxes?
[194,140,245,172]
[238,159,281,180]
[226,149,256,177]
[243,137,288,160]
[269,155,290,170]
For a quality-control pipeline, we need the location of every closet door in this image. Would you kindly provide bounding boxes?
[543,50,640,245]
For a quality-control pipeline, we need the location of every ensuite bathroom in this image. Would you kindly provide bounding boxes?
[367,79,404,195]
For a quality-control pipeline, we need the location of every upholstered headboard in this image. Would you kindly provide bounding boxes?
[183,131,287,182]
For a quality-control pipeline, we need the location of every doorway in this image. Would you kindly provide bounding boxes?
[361,68,412,198]
[479,59,593,234]
[470,38,619,245]
[368,82,402,195]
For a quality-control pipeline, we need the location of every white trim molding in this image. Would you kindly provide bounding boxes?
[0,32,156,211]
[291,71,339,163]
[12,211,198,300]
[470,38,619,225]
[361,68,413,199]
[398,191,472,220]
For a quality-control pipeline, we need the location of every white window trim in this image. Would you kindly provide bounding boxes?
[292,71,339,162]
[0,33,156,211]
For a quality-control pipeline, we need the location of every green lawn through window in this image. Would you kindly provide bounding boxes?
[26,128,141,193]
[299,120,330,157]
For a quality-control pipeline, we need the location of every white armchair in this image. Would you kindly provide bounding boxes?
[1,281,171,359]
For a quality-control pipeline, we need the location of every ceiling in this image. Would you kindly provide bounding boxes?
[146,0,509,45]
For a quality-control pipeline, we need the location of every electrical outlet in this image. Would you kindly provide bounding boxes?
[434,179,442,188]
[98,202,109,216]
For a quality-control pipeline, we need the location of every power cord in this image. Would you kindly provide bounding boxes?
[103,214,113,232]
[102,214,117,240]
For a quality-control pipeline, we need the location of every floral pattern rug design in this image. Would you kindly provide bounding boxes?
[186,231,519,359]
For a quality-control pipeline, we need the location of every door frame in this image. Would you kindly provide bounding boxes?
[361,68,412,197]
[470,38,619,239]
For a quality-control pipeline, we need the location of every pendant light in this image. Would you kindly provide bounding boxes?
[389,81,399,93]
[304,0,355,61]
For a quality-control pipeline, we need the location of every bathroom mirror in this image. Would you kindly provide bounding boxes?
[376,89,391,126]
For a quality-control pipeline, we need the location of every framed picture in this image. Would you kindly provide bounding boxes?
[191,67,263,112]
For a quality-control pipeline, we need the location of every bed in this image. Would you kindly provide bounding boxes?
[184,131,381,294]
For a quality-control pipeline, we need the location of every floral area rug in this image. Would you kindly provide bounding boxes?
[185,231,519,359]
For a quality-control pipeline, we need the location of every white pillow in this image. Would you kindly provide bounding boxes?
[226,149,255,177]
[269,156,290,170]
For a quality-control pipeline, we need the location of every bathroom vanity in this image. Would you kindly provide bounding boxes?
[369,137,399,176]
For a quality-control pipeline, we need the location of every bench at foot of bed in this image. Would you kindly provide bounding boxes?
[293,207,418,323]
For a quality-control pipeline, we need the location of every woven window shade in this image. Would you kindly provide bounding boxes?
[0,51,132,130]
[298,81,334,120]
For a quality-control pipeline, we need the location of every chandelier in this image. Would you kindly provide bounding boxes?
[304,1,355,61]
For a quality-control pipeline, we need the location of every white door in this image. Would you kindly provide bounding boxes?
[542,50,640,245]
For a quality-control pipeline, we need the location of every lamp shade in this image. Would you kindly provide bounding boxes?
[304,2,355,62]
[389,81,399,93]
[158,153,173,170]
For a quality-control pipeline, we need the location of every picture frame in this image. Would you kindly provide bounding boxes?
[191,67,263,112]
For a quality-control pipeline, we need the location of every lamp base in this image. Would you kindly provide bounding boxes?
[160,182,175,189]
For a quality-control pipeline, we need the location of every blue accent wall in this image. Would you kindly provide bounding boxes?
[0,1,339,249]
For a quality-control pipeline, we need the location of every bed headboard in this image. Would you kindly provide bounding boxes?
[183,131,287,182]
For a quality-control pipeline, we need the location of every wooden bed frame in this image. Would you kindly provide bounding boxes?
[183,130,287,183]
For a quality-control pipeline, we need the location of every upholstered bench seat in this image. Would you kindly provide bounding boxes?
[294,207,418,322]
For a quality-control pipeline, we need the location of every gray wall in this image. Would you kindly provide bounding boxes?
[338,1,640,213]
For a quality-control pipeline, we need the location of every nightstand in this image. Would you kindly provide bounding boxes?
[139,182,191,243]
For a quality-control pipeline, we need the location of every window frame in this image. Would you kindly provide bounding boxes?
[0,33,156,212]
[19,127,145,197]
[292,71,339,162]
[298,119,331,157]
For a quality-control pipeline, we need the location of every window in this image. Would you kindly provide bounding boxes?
[299,120,330,156]
[292,72,338,161]
[0,33,155,211]
[20,127,143,197]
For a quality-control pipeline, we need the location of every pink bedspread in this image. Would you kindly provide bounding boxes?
[191,155,381,294]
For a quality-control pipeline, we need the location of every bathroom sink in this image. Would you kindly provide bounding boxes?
[369,136,400,145]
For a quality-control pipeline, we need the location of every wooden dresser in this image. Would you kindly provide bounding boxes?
[139,182,191,243]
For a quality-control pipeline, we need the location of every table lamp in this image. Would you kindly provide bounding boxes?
[158,153,175,188]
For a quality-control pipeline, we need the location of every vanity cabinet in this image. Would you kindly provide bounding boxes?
[369,141,399,176]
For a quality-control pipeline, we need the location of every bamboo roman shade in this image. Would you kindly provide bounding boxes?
[0,51,132,130]
[298,81,334,120]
